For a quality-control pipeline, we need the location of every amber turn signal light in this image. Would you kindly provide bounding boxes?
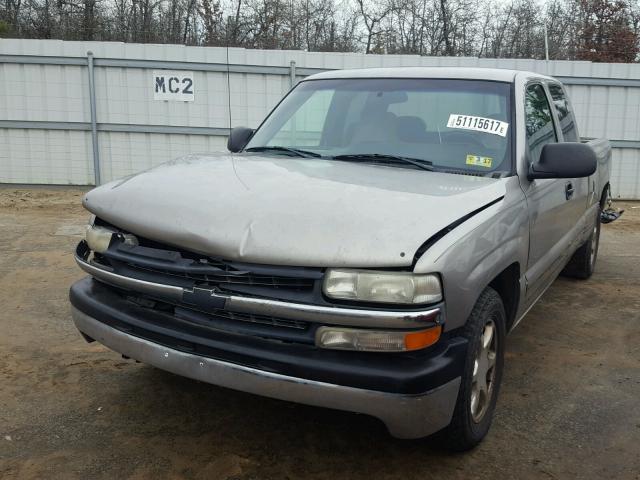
[316,325,442,352]
[404,326,442,351]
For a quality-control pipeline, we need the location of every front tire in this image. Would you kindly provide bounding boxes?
[438,287,506,451]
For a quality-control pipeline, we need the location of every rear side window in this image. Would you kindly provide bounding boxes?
[525,84,557,164]
[548,83,579,142]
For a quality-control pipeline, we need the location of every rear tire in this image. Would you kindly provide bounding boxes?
[562,209,601,279]
[437,287,506,451]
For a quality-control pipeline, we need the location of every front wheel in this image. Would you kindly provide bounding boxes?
[437,287,506,451]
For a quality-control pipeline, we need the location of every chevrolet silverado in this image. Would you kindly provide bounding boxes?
[70,67,611,450]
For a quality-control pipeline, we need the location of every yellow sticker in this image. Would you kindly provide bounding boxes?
[466,155,493,168]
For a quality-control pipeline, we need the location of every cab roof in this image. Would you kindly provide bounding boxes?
[304,67,554,83]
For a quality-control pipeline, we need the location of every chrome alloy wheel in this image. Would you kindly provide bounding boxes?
[470,319,498,423]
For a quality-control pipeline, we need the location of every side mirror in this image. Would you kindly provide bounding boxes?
[227,127,254,153]
[528,142,597,180]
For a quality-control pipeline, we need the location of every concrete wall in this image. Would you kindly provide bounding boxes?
[1,39,639,198]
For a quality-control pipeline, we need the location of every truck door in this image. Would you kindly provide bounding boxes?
[522,82,583,304]
[547,82,592,224]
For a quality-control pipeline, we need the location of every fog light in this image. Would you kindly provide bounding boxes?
[315,325,441,352]
[85,225,114,253]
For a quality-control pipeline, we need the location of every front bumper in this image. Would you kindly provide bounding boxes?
[72,305,461,439]
[71,234,464,438]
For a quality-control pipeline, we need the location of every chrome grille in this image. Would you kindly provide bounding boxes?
[200,308,308,330]
[136,264,315,289]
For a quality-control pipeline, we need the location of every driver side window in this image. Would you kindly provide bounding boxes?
[525,84,557,164]
[269,89,334,147]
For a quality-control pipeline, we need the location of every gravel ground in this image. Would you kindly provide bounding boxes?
[1,187,639,479]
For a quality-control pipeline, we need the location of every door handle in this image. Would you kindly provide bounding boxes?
[565,182,574,200]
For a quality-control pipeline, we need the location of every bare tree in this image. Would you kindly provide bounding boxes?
[2,0,638,61]
[199,0,222,45]
[355,0,392,53]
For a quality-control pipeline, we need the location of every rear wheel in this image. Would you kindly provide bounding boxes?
[437,287,506,451]
[562,209,601,279]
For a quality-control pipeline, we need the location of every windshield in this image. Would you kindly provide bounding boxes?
[245,78,513,175]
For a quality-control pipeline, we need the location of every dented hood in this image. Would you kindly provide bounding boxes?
[83,153,507,267]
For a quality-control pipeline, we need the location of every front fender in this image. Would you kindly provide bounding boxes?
[414,177,529,331]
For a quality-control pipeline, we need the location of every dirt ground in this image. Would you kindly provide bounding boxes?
[0,186,639,480]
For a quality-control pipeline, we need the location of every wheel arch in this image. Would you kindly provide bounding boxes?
[487,262,521,332]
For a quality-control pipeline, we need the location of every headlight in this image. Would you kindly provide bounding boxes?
[85,224,138,253]
[323,269,442,304]
[85,225,114,253]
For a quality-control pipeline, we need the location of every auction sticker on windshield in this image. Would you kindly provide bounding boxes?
[447,114,509,137]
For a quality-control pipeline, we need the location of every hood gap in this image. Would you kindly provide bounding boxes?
[412,196,504,267]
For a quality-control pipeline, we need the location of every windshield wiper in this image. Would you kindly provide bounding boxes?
[332,154,434,172]
[245,146,321,158]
